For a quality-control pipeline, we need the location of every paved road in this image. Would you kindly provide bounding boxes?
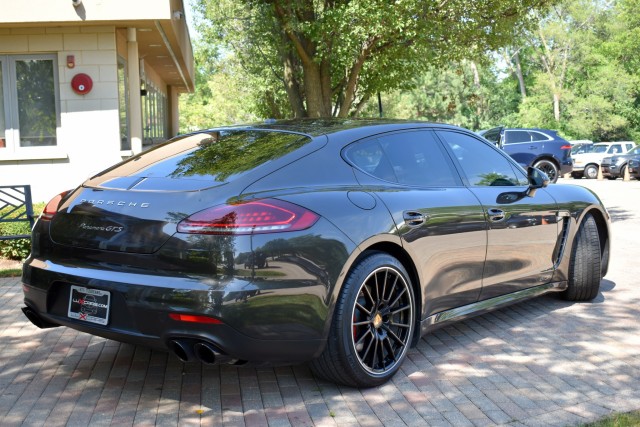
[1,177,640,426]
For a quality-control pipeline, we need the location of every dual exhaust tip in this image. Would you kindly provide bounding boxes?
[22,307,234,366]
[168,339,235,365]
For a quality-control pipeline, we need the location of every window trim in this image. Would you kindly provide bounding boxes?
[0,54,65,161]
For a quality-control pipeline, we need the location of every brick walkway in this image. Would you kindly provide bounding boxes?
[1,179,640,426]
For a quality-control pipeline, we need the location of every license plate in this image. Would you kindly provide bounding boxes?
[68,286,110,325]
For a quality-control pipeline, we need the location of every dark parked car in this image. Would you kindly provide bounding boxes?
[21,120,610,387]
[601,145,640,179]
[479,127,573,183]
[628,158,640,180]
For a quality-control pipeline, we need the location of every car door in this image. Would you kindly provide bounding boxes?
[436,130,561,300]
[345,130,488,317]
[502,130,544,168]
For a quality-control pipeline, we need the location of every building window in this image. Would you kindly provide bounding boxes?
[0,54,60,151]
[141,78,167,145]
[117,58,130,151]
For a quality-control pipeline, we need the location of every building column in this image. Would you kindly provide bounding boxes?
[169,86,180,137]
[127,28,143,154]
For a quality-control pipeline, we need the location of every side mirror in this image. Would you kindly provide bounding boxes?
[526,166,550,197]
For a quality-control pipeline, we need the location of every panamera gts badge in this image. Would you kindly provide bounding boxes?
[79,223,124,233]
[80,199,150,208]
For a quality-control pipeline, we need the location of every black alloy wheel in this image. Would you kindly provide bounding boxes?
[533,159,559,183]
[351,265,414,376]
[310,253,415,387]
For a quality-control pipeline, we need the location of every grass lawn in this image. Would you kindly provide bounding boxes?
[585,411,640,426]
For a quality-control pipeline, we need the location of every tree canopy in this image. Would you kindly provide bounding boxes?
[193,0,555,119]
[180,0,640,143]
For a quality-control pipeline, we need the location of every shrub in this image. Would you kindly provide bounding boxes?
[0,203,44,261]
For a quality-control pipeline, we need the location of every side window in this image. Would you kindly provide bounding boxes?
[626,143,634,152]
[482,129,500,145]
[504,130,531,144]
[437,131,527,187]
[529,131,549,142]
[608,145,622,154]
[344,131,459,187]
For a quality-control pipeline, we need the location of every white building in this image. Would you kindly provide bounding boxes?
[0,0,194,202]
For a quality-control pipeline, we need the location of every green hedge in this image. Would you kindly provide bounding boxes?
[0,203,44,261]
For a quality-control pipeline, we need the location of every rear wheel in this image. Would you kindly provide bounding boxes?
[584,164,598,179]
[533,159,559,183]
[563,214,602,301]
[311,253,415,387]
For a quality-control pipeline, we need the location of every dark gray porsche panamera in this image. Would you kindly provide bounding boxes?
[21,120,610,387]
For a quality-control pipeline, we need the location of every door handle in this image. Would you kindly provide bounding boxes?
[487,208,506,222]
[529,145,539,149]
[403,211,427,227]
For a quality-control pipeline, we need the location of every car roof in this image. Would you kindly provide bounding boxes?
[200,119,464,138]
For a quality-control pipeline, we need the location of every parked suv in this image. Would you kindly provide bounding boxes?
[601,144,640,179]
[571,141,635,179]
[629,158,640,180]
[479,127,572,183]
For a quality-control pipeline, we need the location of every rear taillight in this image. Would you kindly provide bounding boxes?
[177,199,319,235]
[41,190,70,220]
[561,145,572,150]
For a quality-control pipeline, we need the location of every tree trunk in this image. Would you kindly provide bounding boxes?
[282,52,306,118]
[302,62,327,117]
[553,92,560,122]
[469,61,482,129]
[514,51,526,98]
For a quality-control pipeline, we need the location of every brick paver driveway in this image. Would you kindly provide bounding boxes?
[1,178,640,426]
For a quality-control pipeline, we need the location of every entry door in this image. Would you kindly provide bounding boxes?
[436,130,560,299]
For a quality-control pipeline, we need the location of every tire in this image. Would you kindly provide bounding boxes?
[584,164,598,179]
[571,172,583,179]
[310,252,415,387]
[563,214,602,301]
[533,159,559,183]
[620,165,627,179]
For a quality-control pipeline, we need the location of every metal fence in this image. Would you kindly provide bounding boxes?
[0,185,35,240]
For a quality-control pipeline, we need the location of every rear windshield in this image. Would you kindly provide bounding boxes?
[97,130,312,183]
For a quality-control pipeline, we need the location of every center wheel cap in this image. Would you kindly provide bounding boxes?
[373,313,383,329]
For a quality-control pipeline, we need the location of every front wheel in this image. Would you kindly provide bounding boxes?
[533,159,559,183]
[563,213,602,301]
[310,253,415,387]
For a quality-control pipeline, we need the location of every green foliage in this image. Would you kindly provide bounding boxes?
[179,53,259,131]
[194,0,555,118]
[0,203,44,261]
[184,0,640,141]
[361,61,521,131]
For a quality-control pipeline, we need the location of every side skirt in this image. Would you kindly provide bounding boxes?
[420,281,567,336]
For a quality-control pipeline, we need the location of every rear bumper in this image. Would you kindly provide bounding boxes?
[21,259,328,364]
[21,218,356,365]
[560,161,573,176]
